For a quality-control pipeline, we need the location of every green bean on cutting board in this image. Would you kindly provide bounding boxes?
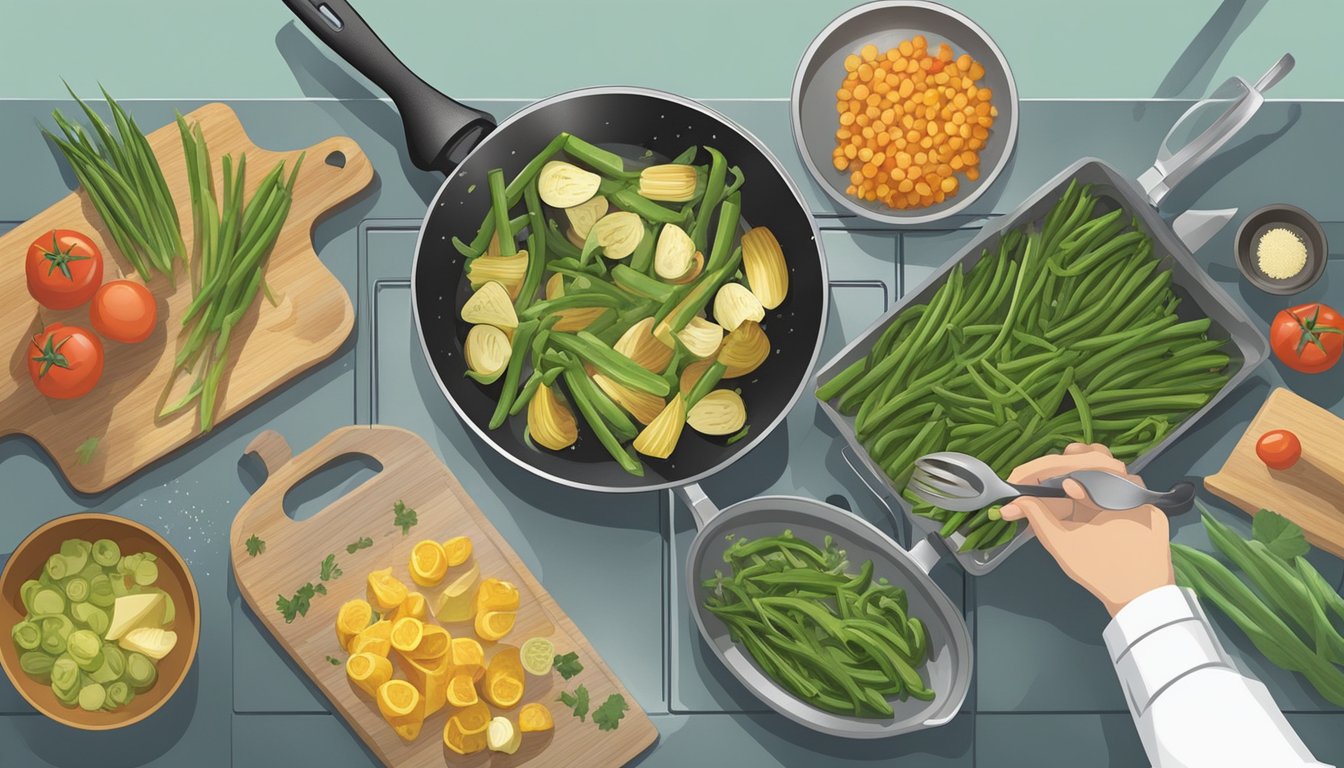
[457,133,791,474]
[1172,507,1344,704]
[159,116,301,431]
[816,182,1231,552]
[703,530,935,716]
[45,86,185,281]
[11,539,178,712]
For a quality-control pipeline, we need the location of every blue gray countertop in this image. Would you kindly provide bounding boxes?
[2,91,1343,767]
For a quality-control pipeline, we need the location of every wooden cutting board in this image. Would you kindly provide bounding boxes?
[0,102,371,493]
[229,425,658,768]
[1206,387,1344,559]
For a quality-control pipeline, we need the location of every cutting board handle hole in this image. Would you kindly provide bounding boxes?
[324,150,347,169]
[282,453,383,523]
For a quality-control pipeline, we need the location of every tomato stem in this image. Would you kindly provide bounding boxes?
[30,335,71,377]
[1292,305,1344,355]
[42,232,90,281]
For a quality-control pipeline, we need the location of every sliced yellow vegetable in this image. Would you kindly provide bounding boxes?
[566,194,608,240]
[346,652,392,697]
[687,389,747,435]
[451,636,486,681]
[476,578,521,612]
[456,700,492,732]
[713,282,766,332]
[464,325,511,380]
[519,702,555,733]
[442,536,472,567]
[336,599,373,651]
[545,272,565,301]
[640,163,698,202]
[552,306,607,332]
[389,592,427,623]
[654,223,696,280]
[410,540,449,587]
[406,623,452,661]
[667,251,704,285]
[106,592,164,641]
[741,226,788,309]
[528,383,579,450]
[677,316,724,359]
[401,652,452,715]
[519,636,555,676]
[483,646,525,707]
[447,671,478,707]
[118,627,177,660]
[633,394,686,459]
[592,211,645,260]
[593,372,666,425]
[538,160,601,207]
[377,679,425,741]
[475,610,516,642]
[467,252,528,297]
[367,567,409,613]
[460,281,518,330]
[435,560,481,623]
[487,716,522,754]
[614,317,673,372]
[350,619,393,657]
[719,320,770,378]
[444,709,489,755]
[389,616,424,654]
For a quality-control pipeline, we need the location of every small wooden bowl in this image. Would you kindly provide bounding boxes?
[0,513,200,730]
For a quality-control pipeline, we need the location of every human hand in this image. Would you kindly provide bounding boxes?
[1000,443,1173,617]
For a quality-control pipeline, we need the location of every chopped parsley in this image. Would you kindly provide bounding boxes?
[553,651,583,680]
[393,500,418,535]
[346,537,373,554]
[245,535,266,557]
[558,684,590,721]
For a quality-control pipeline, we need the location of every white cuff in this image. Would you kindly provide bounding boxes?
[1104,586,1228,715]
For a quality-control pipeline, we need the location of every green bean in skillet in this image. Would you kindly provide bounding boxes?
[820,184,1231,552]
[702,530,936,716]
[454,133,788,474]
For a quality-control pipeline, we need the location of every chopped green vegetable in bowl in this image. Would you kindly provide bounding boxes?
[453,133,784,476]
[702,530,934,717]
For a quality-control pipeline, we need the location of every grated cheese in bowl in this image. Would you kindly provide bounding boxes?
[1257,227,1308,280]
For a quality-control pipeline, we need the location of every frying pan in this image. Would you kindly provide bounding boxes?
[284,0,828,493]
[683,487,972,738]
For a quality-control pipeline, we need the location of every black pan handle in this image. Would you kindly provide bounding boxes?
[283,0,495,174]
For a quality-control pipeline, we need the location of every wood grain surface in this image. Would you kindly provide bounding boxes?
[229,425,658,768]
[1206,387,1344,559]
[0,102,371,493]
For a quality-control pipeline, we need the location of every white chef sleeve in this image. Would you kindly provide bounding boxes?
[1103,584,1331,768]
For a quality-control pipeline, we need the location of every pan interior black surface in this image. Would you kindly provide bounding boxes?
[413,90,826,491]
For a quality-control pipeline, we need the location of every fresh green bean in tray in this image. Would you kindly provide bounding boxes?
[817,181,1232,552]
[453,132,790,475]
[703,530,934,717]
[1173,506,1344,705]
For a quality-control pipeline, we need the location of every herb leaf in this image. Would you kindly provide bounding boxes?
[245,535,266,558]
[393,500,418,536]
[325,655,342,666]
[553,651,583,680]
[1252,509,1309,561]
[558,684,590,721]
[593,693,629,731]
[75,436,100,465]
[276,583,318,623]
[319,554,342,581]
[346,537,374,554]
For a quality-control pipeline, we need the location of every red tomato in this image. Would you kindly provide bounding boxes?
[1256,429,1301,470]
[27,324,104,400]
[90,280,158,343]
[1270,303,1344,374]
[25,229,103,310]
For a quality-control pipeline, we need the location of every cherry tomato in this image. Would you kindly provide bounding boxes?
[90,280,157,343]
[1256,429,1302,470]
[1270,303,1344,374]
[25,229,103,310]
[27,324,104,400]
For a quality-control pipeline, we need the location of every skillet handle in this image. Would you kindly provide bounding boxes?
[678,483,723,531]
[282,0,495,174]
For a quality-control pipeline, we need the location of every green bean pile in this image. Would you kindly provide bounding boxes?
[817,182,1231,552]
[160,117,302,431]
[703,531,933,717]
[45,86,185,281]
[1173,508,1344,704]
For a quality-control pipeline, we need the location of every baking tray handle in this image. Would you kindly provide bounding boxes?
[1137,53,1293,208]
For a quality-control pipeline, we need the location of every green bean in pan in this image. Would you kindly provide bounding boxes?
[819,183,1231,552]
[454,132,788,475]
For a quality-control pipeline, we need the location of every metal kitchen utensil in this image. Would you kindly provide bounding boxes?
[908,452,1196,513]
[817,57,1285,575]
[682,487,971,739]
[792,0,1019,225]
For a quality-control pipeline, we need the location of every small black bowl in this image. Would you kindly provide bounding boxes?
[1235,204,1327,295]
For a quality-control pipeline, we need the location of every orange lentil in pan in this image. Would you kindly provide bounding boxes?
[832,36,998,211]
